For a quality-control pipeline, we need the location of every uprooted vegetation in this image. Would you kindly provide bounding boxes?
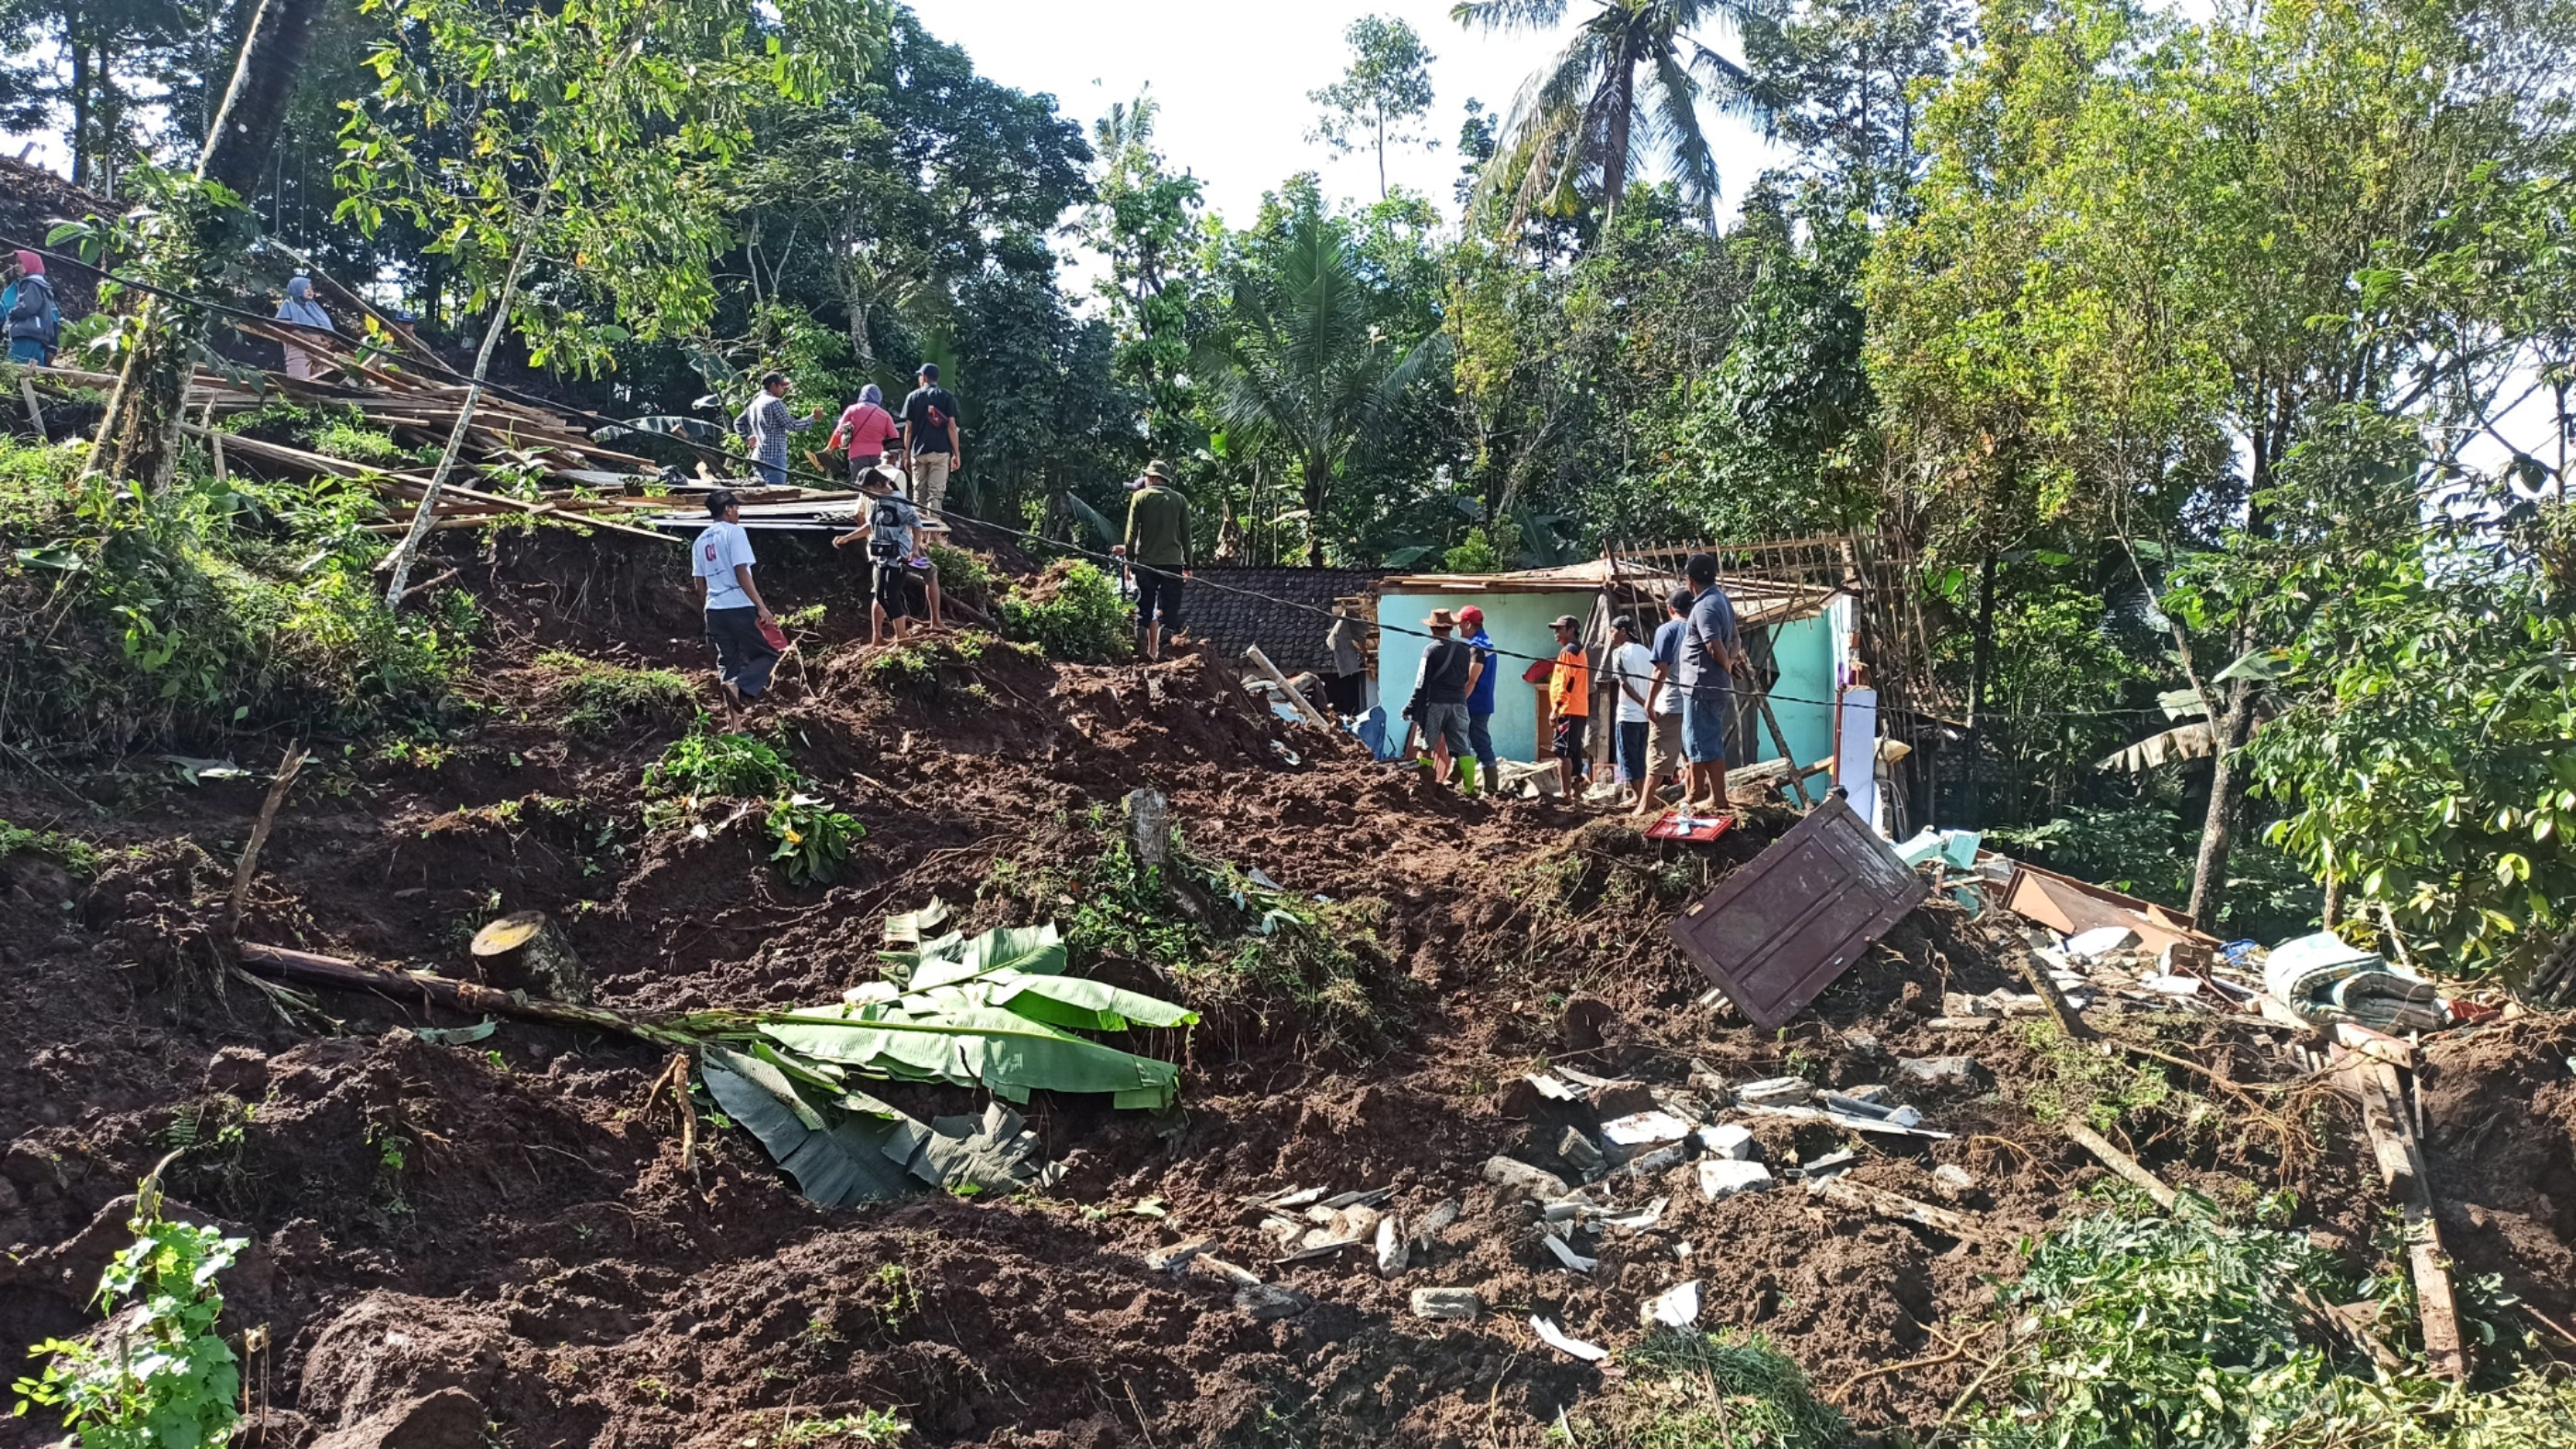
[2,523,2572,1449]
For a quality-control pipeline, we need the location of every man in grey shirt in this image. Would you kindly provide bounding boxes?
[1679,551,1742,813]
[1324,608,1367,717]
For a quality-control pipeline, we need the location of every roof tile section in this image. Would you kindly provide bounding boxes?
[1185,567,1390,676]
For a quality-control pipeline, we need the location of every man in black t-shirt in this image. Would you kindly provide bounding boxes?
[900,362,963,521]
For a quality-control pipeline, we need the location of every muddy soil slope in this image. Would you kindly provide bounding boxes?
[3,530,2570,1448]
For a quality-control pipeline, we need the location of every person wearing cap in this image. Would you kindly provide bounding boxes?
[1113,459,1190,661]
[1607,614,1656,806]
[1457,604,1501,794]
[1637,587,1693,815]
[900,362,963,518]
[832,466,921,646]
[692,489,779,710]
[1680,551,1744,812]
[1409,609,1480,787]
[1547,615,1593,799]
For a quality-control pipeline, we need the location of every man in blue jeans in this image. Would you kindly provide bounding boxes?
[1680,552,1742,813]
[1456,605,1501,794]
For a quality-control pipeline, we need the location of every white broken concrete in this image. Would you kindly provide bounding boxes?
[1697,1159,1774,1200]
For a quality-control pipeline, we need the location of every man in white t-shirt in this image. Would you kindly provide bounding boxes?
[1607,615,1656,808]
[1636,588,1692,816]
[692,489,779,710]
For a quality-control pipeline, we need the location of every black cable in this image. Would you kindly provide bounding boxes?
[14,231,2186,723]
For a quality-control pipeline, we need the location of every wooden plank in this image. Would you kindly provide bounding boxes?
[1245,645,1336,730]
[1755,694,1813,808]
[2352,1062,2418,1196]
[2064,1121,2179,1209]
[1812,1175,1974,1236]
[2363,1062,2466,1380]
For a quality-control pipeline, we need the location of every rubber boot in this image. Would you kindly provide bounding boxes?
[1458,756,1480,797]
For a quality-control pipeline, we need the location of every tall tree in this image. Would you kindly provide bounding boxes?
[1453,0,1765,228]
[0,0,199,189]
[1740,0,1968,213]
[1307,14,1438,201]
[87,0,328,491]
[1082,92,1205,457]
[1205,201,1445,565]
[342,0,887,603]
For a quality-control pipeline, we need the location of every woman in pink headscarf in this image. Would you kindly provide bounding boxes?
[6,251,58,366]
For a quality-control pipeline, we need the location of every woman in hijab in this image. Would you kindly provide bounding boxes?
[6,251,58,366]
[275,276,335,382]
[825,382,904,483]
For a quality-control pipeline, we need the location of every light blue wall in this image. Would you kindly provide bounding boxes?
[1376,592,1568,763]
[1760,613,1837,769]
[1375,590,1845,769]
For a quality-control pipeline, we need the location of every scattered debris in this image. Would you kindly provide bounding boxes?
[1531,1316,1611,1363]
[1896,1055,1981,1089]
[1542,1233,1599,1272]
[1616,1145,1686,1179]
[1413,1199,1461,1250]
[1486,1156,1575,1202]
[1696,1124,1756,1160]
[1642,1281,1702,1328]
[1410,1288,1480,1322]
[2002,859,2218,958]
[1930,1164,1977,1200]
[1600,1197,1669,1231]
[1145,1241,1208,1273]
[2267,932,2449,1032]
[1797,1149,1859,1181]
[1821,1090,1923,1128]
[1600,1110,1695,1146]
[1375,1214,1408,1275]
[1668,794,1928,1029]
[1698,1160,1773,1201]
[2065,926,2142,959]
[1736,1076,1813,1107]
[1236,1283,1310,1320]
[1559,1127,1607,1176]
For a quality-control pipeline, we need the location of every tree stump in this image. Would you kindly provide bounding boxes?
[470,911,592,1005]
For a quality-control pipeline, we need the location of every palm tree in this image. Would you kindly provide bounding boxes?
[1207,213,1445,566]
[1455,0,1767,230]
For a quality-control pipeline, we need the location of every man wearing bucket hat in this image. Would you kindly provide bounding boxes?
[1114,459,1191,661]
[1408,609,1480,787]
[1547,614,1593,799]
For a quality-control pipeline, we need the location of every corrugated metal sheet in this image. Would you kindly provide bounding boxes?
[1668,795,1926,1029]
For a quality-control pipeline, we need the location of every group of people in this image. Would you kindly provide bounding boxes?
[736,361,964,509]
[1390,552,1744,814]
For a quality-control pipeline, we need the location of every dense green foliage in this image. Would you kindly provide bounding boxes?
[995,561,1133,664]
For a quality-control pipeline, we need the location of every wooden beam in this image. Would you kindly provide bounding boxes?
[2064,1121,2179,1210]
[1244,645,1335,730]
[2355,1060,2467,1380]
[1812,1175,1974,1236]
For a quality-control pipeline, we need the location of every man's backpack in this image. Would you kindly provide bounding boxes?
[867,497,907,561]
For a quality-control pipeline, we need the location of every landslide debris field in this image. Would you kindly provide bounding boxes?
[3,532,2572,1449]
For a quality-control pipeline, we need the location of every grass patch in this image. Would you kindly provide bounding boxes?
[640,719,862,886]
[0,818,104,875]
[1608,1329,1846,1449]
[306,420,410,466]
[0,442,477,753]
[535,650,696,740]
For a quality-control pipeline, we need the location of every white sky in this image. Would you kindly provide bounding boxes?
[919,0,1784,230]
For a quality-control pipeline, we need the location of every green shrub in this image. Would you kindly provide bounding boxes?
[535,650,696,740]
[306,420,408,466]
[642,719,799,799]
[766,793,862,886]
[12,1202,245,1449]
[928,542,995,604]
[997,561,1131,664]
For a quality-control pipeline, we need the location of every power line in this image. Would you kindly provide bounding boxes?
[12,233,2191,725]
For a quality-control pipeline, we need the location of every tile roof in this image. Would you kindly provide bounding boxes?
[1184,567,1392,676]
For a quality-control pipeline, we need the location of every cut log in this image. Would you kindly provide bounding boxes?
[225,742,306,937]
[236,941,677,1041]
[469,910,593,1005]
[2064,1121,2179,1210]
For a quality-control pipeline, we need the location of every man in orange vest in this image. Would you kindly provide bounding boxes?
[1547,615,1593,800]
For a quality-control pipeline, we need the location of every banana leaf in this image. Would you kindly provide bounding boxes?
[699,1046,918,1205]
[957,923,1066,975]
[907,955,1198,1033]
[883,897,952,947]
[759,1003,1181,1110]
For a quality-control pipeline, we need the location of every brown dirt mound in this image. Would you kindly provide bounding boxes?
[3,527,2570,1448]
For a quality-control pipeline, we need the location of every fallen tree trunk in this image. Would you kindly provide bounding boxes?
[236,941,693,1043]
